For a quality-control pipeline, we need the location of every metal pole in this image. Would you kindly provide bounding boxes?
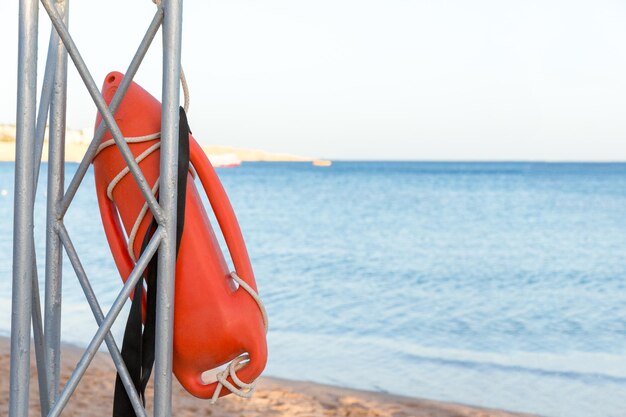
[10,0,38,415]
[154,0,183,414]
[31,18,62,417]
[44,0,69,406]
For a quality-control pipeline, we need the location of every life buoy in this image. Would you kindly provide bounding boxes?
[93,72,267,401]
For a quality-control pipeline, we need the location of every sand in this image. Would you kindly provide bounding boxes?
[0,338,536,417]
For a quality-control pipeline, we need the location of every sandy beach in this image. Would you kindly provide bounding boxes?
[0,337,536,417]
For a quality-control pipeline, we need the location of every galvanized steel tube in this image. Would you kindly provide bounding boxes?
[44,0,69,406]
[10,0,39,415]
[154,0,184,414]
[31,19,60,417]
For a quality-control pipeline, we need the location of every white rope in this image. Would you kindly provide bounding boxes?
[180,67,190,113]
[231,272,269,332]
[96,0,192,259]
[127,178,160,261]
[94,135,199,262]
[96,132,161,156]
[107,142,162,201]
[94,133,162,262]
[210,272,268,404]
[95,137,268,402]
[102,5,266,401]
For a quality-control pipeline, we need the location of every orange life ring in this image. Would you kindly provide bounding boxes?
[93,71,267,400]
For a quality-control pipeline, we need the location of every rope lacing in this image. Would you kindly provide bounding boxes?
[211,272,269,404]
[94,133,163,262]
[95,138,269,403]
[94,138,269,402]
[95,0,189,261]
[100,2,267,402]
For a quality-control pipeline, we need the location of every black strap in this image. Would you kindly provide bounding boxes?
[113,107,191,417]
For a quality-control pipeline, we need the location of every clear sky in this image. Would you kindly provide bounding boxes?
[1,0,626,160]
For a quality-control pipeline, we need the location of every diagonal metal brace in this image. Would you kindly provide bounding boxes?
[39,0,165,225]
[60,7,164,218]
[58,224,148,417]
[47,229,163,417]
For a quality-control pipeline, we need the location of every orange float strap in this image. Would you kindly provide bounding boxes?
[92,72,268,410]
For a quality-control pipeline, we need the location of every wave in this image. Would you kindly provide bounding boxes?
[270,331,626,384]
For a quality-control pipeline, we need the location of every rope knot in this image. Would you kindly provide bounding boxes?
[208,272,268,404]
[210,354,257,404]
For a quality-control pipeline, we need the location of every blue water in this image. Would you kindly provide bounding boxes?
[1,161,626,417]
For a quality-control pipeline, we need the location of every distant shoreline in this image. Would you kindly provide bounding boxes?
[0,142,312,164]
[0,124,312,163]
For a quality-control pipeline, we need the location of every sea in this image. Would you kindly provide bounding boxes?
[0,161,625,417]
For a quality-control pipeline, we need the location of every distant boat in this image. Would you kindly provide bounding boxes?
[312,159,332,167]
[208,153,242,168]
